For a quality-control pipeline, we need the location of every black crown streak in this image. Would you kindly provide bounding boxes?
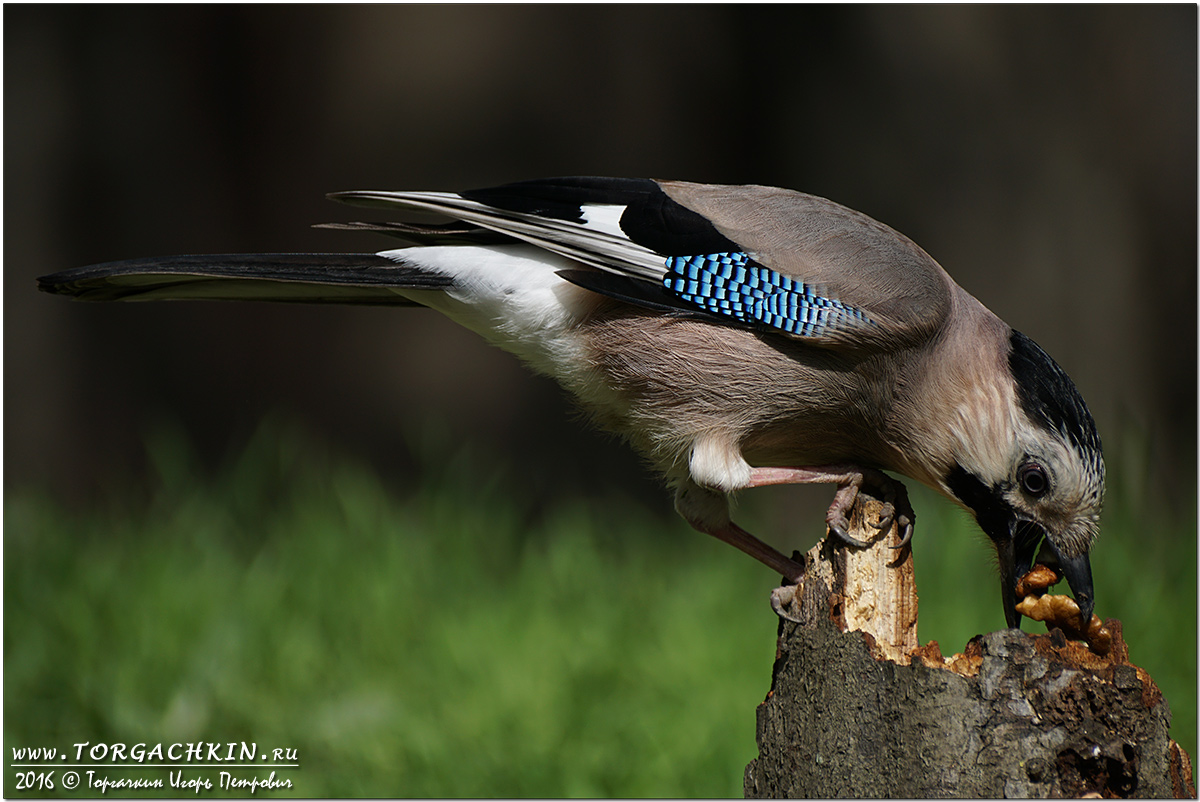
[1007,330,1102,459]
[460,177,740,256]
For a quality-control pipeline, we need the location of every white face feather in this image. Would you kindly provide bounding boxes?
[945,391,1104,560]
[1005,425,1105,558]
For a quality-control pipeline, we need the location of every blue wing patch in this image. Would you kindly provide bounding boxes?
[662,253,874,337]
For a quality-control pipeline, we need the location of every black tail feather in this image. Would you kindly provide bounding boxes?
[37,253,454,305]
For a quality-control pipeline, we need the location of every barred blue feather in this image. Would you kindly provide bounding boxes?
[662,253,874,337]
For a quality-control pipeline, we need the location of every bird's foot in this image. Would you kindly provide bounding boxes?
[770,583,803,623]
[824,467,915,551]
[860,470,916,549]
[746,464,916,551]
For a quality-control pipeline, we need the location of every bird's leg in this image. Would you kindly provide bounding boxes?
[705,520,807,583]
[675,482,805,583]
[747,465,916,550]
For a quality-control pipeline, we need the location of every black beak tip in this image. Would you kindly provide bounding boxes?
[1075,593,1094,626]
[1054,549,1096,629]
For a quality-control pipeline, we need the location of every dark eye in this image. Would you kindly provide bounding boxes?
[1019,462,1049,497]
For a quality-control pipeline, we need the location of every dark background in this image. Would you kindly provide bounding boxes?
[7,5,1196,521]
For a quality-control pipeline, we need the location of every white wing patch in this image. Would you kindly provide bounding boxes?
[579,204,628,239]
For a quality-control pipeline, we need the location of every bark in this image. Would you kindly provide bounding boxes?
[744,498,1195,798]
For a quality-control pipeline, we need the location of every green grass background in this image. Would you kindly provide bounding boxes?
[5,420,1195,797]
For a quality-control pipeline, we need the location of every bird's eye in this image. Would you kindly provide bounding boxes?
[1019,463,1049,497]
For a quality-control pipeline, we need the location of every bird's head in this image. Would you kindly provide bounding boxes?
[944,329,1105,629]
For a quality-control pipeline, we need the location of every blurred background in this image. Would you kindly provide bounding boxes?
[8,4,1197,501]
[5,5,1196,797]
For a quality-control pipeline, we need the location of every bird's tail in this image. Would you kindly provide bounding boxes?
[36,253,453,305]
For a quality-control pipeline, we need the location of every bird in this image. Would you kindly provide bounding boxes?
[38,176,1104,628]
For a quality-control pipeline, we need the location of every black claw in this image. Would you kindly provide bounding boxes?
[873,508,895,531]
[890,519,915,550]
[829,522,871,549]
[770,585,803,623]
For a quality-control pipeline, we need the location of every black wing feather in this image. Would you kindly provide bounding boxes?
[556,269,702,317]
[461,176,739,256]
[314,220,512,246]
[460,176,658,222]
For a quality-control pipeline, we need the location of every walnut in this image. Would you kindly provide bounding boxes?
[1015,566,1112,656]
[1085,617,1113,655]
[1015,564,1060,598]
[1016,592,1082,627]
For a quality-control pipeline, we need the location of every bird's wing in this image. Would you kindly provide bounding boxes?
[332,177,955,348]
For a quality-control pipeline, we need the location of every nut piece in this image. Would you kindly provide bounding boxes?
[1016,592,1084,628]
[1015,564,1060,598]
[1015,592,1112,656]
[1084,615,1113,655]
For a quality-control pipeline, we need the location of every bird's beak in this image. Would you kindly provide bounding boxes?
[993,519,1094,630]
[1046,538,1094,626]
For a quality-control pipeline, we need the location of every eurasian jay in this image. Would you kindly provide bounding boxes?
[38,177,1105,628]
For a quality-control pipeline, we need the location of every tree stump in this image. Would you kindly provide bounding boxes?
[744,497,1196,798]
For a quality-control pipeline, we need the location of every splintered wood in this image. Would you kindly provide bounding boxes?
[771,496,918,663]
[824,496,917,662]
